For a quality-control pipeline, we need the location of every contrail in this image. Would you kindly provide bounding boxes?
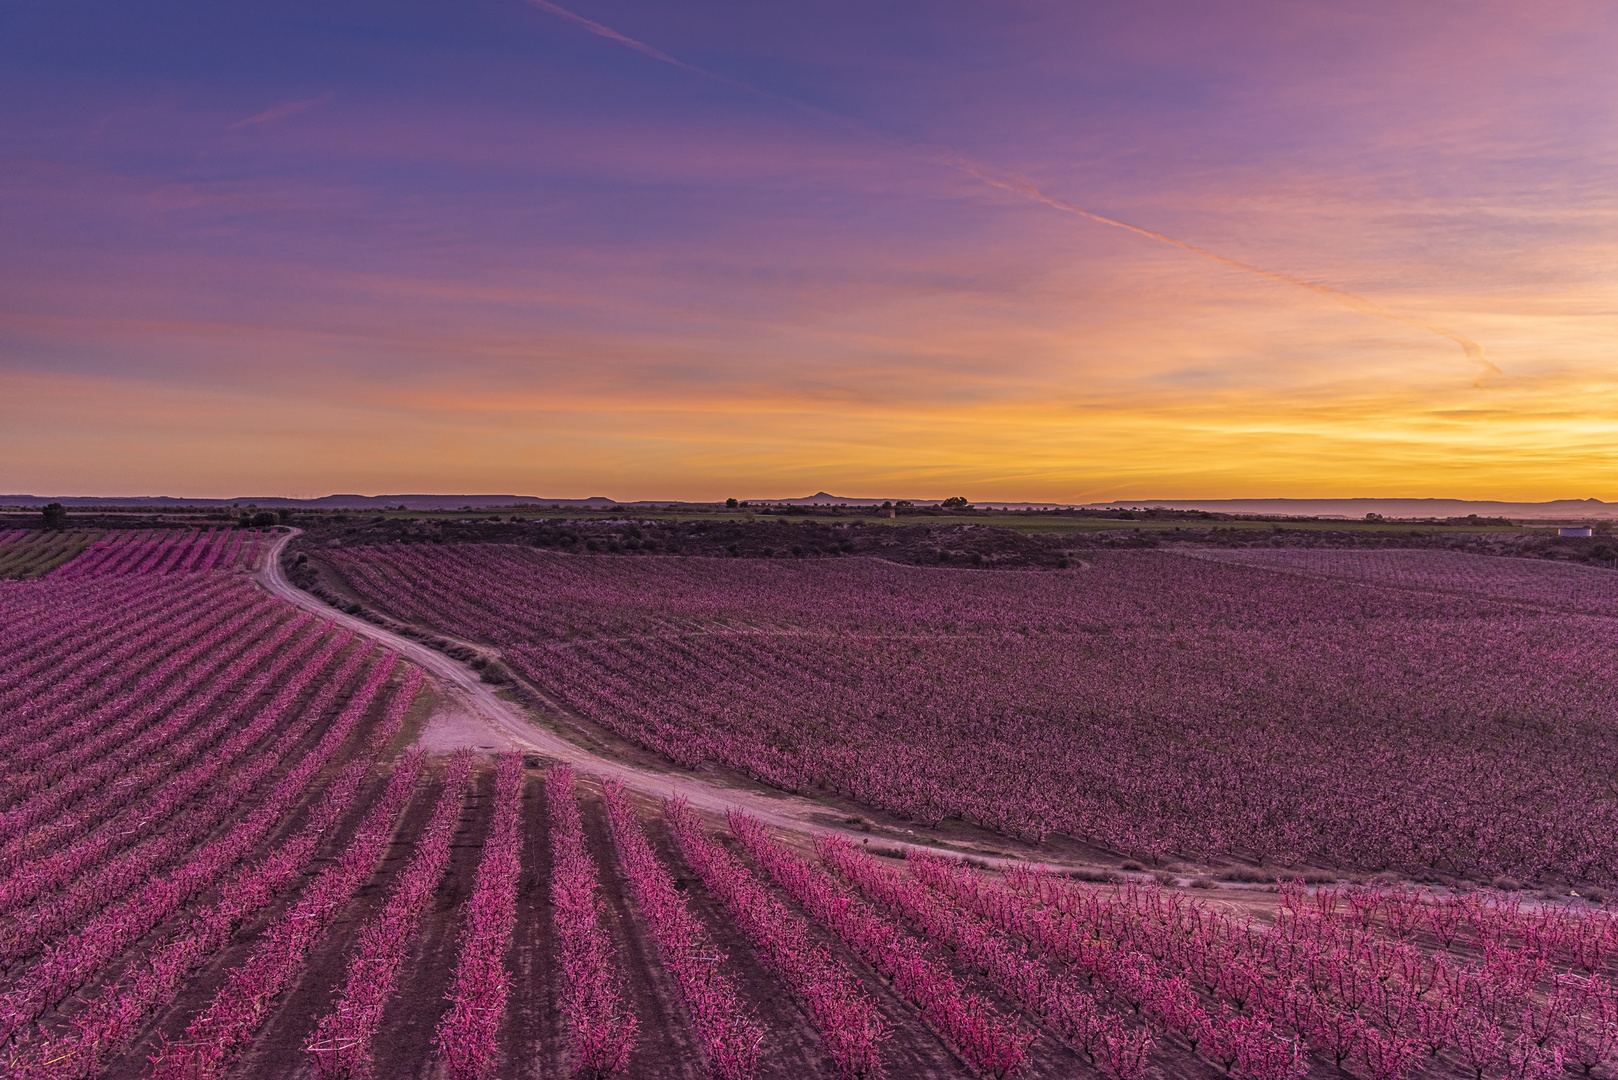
[940,156,1500,383]
[520,0,1498,384]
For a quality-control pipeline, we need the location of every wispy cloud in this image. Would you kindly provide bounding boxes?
[227,89,335,131]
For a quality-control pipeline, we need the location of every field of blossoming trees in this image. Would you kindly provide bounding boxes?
[1184,548,1618,616]
[319,544,1618,886]
[8,529,1618,1079]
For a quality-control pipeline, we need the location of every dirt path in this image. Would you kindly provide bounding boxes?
[255,531,1071,870]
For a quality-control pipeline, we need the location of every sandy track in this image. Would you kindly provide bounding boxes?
[255,529,1033,862]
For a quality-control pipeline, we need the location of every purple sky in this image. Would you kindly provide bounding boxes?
[3,1,1615,499]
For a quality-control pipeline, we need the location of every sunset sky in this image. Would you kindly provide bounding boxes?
[3,1,1615,501]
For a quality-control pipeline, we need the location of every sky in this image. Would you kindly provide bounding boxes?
[2,1,1615,501]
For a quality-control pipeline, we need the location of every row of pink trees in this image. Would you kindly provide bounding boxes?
[726,812,1030,1078]
[818,837,1155,1080]
[149,749,428,1079]
[6,665,422,1078]
[667,801,887,1080]
[0,651,405,1045]
[603,782,762,1080]
[0,607,296,865]
[1,619,344,907]
[937,858,1617,1080]
[0,576,188,706]
[3,601,296,804]
[0,631,363,971]
[547,765,638,1078]
[435,753,526,1080]
[49,527,259,581]
[308,751,476,1079]
[0,577,249,768]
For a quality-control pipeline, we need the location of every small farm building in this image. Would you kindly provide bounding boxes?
[1560,526,1593,537]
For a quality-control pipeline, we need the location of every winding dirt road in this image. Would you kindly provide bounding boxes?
[255,528,1045,862]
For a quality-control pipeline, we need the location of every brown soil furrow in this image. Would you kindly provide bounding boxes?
[369,767,498,1079]
[575,790,705,1080]
[496,768,560,1079]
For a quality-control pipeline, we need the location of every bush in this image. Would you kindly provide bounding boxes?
[40,503,66,530]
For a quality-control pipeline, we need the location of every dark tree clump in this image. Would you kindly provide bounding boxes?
[40,503,66,530]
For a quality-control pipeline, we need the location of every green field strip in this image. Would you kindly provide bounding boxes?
[0,531,105,579]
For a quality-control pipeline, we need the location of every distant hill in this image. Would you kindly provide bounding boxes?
[683,493,1618,518]
[3,492,1612,520]
[1079,497,1617,520]
[0,494,624,510]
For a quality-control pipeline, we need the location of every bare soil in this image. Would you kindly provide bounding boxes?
[369,767,499,1079]
[496,769,559,1079]
[575,790,708,1080]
